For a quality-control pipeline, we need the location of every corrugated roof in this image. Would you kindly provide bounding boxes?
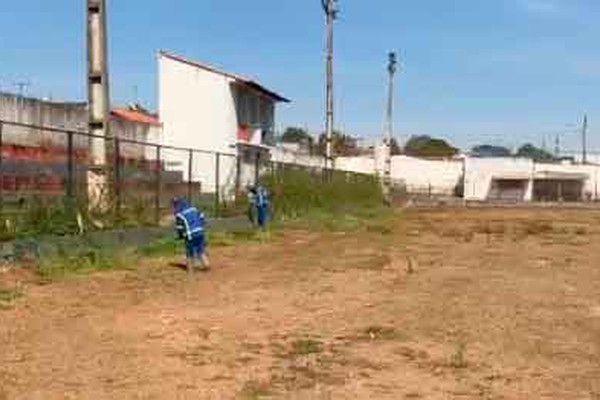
[159,50,290,103]
[111,108,161,126]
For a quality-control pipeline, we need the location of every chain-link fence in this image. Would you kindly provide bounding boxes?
[0,119,245,236]
[0,119,381,239]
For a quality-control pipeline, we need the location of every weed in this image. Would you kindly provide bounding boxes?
[0,286,22,305]
[473,221,506,236]
[38,243,135,281]
[239,380,272,399]
[449,340,468,369]
[290,338,323,356]
[362,325,403,341]
[520,220,554,236]
[262,168,384,226]
[138,237,179,257]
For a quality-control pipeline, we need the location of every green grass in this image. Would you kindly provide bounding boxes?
[289,338,323,356]
[0,286,23,307]
[138,228,269,258]
[239,380,272,399]
[38,243,136,281]
[262,167,390,234]
[263,168,383,219]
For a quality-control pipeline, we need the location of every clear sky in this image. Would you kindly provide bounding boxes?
[1,0,600,152]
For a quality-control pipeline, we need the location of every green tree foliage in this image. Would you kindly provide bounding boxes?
[471,144,512,157]
[390,137,402,155]
[316,131,360,157]
[516,144,556,162]
[404,135,458,158]
[281,127,314,147]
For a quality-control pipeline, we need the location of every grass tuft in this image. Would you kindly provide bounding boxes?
[289,338,323,357]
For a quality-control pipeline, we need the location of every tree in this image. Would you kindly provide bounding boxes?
[390,137,402,155]
[516,144,556,162]
[471,144,511,158]
[316,131,360,157]
[281,127,314,147]
[404,135,458,158]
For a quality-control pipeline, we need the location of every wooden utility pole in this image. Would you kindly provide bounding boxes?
[322,0,337,171]
[582,114,588,164]
[383,52,397,206]
[87,0,111,208]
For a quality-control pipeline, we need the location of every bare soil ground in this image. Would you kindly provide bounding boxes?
[1,207,600,399]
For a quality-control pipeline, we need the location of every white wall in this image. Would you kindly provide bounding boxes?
[463,157,534,201]
[335,155,462,196]
[159,54,238,194]
[533,162,600,200]
[335,156,375,175]
[391,156,463,195]
[271,146,326,168]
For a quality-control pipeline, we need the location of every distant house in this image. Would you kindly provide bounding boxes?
[158,51,290,195]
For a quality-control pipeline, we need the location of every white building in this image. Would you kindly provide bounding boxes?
[463,157,597,202]
[158,51,289,196]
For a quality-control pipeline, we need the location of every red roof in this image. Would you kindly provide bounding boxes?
[159,50,290,103]
[111,108,161,126]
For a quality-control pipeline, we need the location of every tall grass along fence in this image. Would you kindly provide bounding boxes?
[0,119,383,241]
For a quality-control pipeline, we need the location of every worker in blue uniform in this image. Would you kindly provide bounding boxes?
[254,184,270,229]
[173,197,210,273]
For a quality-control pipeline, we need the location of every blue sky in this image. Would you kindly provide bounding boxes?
[1,0,600,152]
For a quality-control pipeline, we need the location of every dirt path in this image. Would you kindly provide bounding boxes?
[1,208,600,399]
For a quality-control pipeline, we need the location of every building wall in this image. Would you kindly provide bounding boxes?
[335,155,463,196]
[159,54,238,194]
[391,156,463,195]
[464,157,534,201]
[0,93,88,148]
[271,146,326,169]
[533,163,600,200]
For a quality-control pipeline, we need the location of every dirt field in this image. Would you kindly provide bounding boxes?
[1,207,600,399]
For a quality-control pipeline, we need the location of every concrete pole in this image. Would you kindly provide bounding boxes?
[582,114,588,165]
[87,0,111,208]
[322,0,337,172]
[383,52,397,206]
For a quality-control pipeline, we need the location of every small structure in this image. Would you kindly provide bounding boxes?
[464,157,591,202]
[158,51,290,196]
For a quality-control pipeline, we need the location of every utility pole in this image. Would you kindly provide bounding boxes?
[582,114,588,164]
[14,81,31,123]
[555,134,560,158]
[383,52,398,206]
[322,0,338,171]
[87,0,111,208]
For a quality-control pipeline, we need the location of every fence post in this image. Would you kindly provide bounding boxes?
[155,145,162,224]
[215,152,221,217]
[187,149,193,202]
[254,151,260,185]
[0,122,3,216]
[66,130,75,214]
[114,136,121,217]
[235,153,241,194]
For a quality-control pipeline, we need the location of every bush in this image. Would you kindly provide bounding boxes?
[262,167,384,221]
